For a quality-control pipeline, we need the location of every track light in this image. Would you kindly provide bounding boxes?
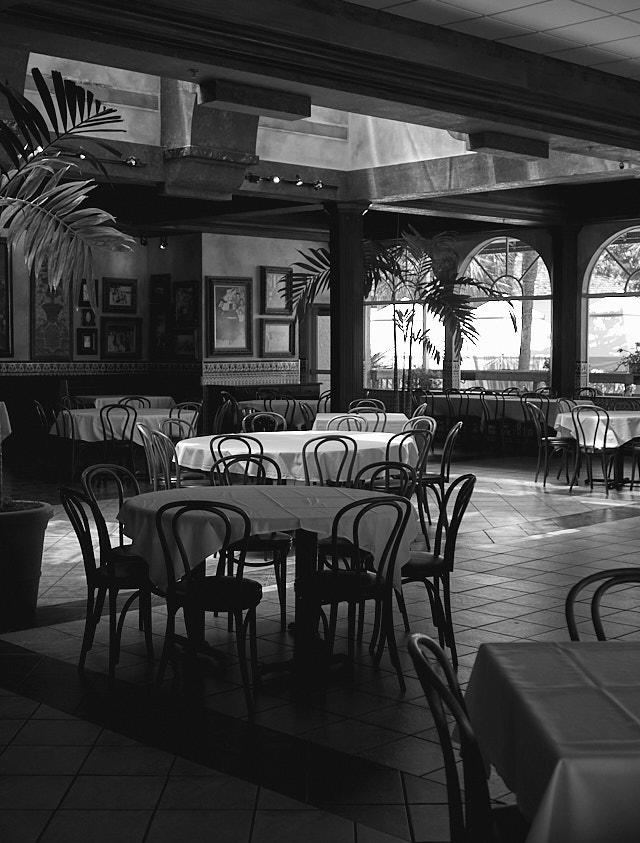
[243,172,335,189]
[271,175,281,184]
[295,174,303,186]
[125,156,142,167]
[159,236,168,250]
[313,179,323,190]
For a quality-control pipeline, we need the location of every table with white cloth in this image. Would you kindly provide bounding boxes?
[175,430,420,483]
[429,395,590,427]
[555,410,640,447]
[119,484,416,696]
[76,395,177,409]
[313,412,409,433]
[238,399,316,429]
[51,407,195,446]
[465,641,640,843]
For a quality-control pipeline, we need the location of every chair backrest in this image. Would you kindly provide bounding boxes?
[402,416,437,437]
[52,404,75,439]
[479,390,504,424]
[433,473,476,565]
[570,405,612,449]
[565,568,640,640]
[81,463,141,549]
[136,422,162,489]
[521,392,550,426]
[209,453,284,487]
[298,400,315,430]
[317,389,331,413]
[438,421,463,481]
[408,633,495,843]
[259,395,294,428]
[100,403,138,442]
[59,486,101,582]
[348,398,386,411]
[326,414,366,432]
[161,417,195,442]
[556,397,577,414]
[302,434,358,486]
[524,401,547,442]
[209,433,264,462]
[445,388,469,419]
[242,410,287,432]
[501,386,521,395]
[536,386,557,398]
[34,399,53,431]
[155,500,252,591]
[573,386,599,399]
[385,429,432,474]
[118,395,151,408]
[171,401,201,433]
[213,392,242,434]
[411,402,431,418]
[350,408,387,431]
[150,429,181,488]
[351,460,417,499]
[60,395,84,409]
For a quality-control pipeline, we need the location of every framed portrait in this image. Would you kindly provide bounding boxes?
[76,328,97,355]
[80,309,96,327]
[100,317,142,359]
[30,258,72,361]
[173,280,199,327]
[205,277,252,356]
[260,266,293,315]
[0,239,12,357]
[260,319,295,358]
[174,328,198,359]
[102,277,137,313]
[150,274,171,306]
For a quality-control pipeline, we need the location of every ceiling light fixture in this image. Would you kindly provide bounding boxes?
[271,174,281,184]
[245,171,261,183]
[295,174,303,186]
[243,172,335,190]
[125,156,142,167]
[159,236,168,250]
[313,179,323,190]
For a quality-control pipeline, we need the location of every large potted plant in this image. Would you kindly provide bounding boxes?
[0,68,132,630]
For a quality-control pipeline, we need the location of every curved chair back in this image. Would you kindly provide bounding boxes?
[150,429,181,488]
[403,416,437,437]
[348,398,386,411]
[118,395,151,408]
[317,389,331,413]
[439,421,463,482]
[350,408,387,431]
[556,397,577,414]
[571,405,613,449]
[81,463,141,549]
[302,434,358,486]
[351,460,417,499]
[242,411,287,432]
[100,403,138,441]
[213,392,243,434]
[209,433,264,463]
[326,414,366,432]
[565,568,640,640]
[434,473,477,565]
[209,453,284,487]
[573,386,599,399]
[161,417,195,442]
[298,400,315,430]
[385,429,432,474]
[60,395,85,409]
[59,486,101,582]
[170,401,201,434]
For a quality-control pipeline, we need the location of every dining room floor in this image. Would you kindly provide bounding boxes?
[1,450,640,843]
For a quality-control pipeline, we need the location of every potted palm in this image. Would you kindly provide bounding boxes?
[0,68,133,630]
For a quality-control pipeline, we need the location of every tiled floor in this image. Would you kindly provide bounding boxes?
[1,451,640,842]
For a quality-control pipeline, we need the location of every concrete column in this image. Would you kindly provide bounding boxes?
[550,225,581,397]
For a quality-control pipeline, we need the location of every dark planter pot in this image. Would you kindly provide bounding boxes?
[0,502,53,632]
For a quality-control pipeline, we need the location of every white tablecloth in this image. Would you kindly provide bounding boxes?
[51,408,195,445]
[239,400,316,429]
[465,641,640,843]
[175,431,419,483]
[427,395,589,426]
[555,410,640,447]
[119,484,416,591]
[77,395,176,410]
[313,412,409,433]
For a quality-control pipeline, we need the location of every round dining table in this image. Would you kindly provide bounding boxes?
[51,407,196,445]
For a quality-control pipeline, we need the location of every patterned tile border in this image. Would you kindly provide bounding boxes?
[202,359,300,386]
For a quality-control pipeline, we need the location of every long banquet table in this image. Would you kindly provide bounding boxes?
[175,430,420,483]
[427,395,589,427]
[465,641,640,843]
[51,407,195,446]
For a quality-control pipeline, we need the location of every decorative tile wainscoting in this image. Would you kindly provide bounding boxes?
[202,359,300,386]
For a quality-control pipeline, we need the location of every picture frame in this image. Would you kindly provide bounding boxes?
[76,328,97,355]
[80,308,96,327]
[100,317,142,359]
[102,277,137,313]
[205,277,252,356]
[149,313,169,359]
[174,328,198,359]
[260,266,293,315]
[77,278,97,308]
[173,280,199,327]
[0,239,12,357]
[30,258,72,361]
[260,319,296,358]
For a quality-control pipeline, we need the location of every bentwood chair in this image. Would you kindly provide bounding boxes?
[99,403,138,472]
[350,408,387,431]
[302,434,358,486]
[209,453,292,630]
[295,495,412,691]
[565,568,640,640]
[326,414,366,432]
[408,634,529,843]
[525,402,575,487]
[209,433,264,464]
[569,405,618,496]
[213,391,243,434]
[60,485,155,685]
[118,395,151,408]
[348,398,386,411]
[154,500,263,714]
[241,411,287,432]
[418,421,463,530]
[396,473,477,669]
[161,417,195,443]
[317,390,331,413]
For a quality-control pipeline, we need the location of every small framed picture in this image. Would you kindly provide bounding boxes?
[260,319,295,358]
[102,277,137,313]
[77,328,97,355]
[81,309,96,327]
[174,328,198,359]
[77,278,96,308]
[260,266,293,315]
[100,317,142,359]
[205,277,252,356]
[173,280,199,327]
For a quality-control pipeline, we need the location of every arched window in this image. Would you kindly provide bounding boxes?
[458,237,552,390]
[586,228,640,387]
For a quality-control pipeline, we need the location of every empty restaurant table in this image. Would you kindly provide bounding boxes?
[464,641,640,843]
[76,395,177,409]
[313,412,409,433]
[51,406,196,445]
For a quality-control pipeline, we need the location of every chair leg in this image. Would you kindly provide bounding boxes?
[394,586,411,633]
[234,608,254,716]
[79,587,103,672]
[441,575,458,669]
[108,587,119,684]
[155,605,177,686]
[140,588,154,661]
[273,554,287,632]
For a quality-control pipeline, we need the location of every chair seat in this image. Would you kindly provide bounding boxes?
[176,575,263,611]
[231,532,292,554]
[543,435,574,446]
[401,551,450,578]
[93,559,150,589]
[295,570,380,603]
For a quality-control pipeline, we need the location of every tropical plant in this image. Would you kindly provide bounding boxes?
[0,67,133,504]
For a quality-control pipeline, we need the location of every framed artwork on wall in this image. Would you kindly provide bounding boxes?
[0,239,12,357]
[100,317,142,359]
[77,328,97,355]
[77,278,97,308]
[260,266,293,315]
[174,328,198,359]
[260,319,295,358]
[30,258,72,361]
[80,309,96,327]
[173,280,199,327]
[205,277,252,356]
[102,277,137,313]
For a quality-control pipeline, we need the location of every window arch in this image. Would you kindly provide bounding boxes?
[586,227,640,384]
[457,236,552,389]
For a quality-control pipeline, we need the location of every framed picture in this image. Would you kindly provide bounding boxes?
[205,277,252,356]
[80,309,96,327]
[173,280,199,327]
[102,277,137,313]
[260,266,293,315]
[0,239,12,357]
[76,328,97,355]
[174,328,198,359]
[150,274,171,306]
[100,317,142,359]
[77,278,96,308]
[30,258,72,361]
[260,319,295,358]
